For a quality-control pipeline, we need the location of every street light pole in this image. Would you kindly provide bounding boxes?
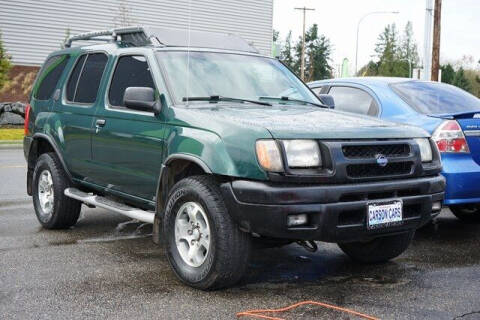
[355,11,399,75]
[295,6,315,81]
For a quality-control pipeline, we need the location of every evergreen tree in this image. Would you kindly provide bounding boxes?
[272,29,279,43]
[279,31,295,71]
[0,30,11,91]
[359,22,420,78]
[453,67,472,92]
[375,24,405,76]
[358,61,379,77]
[293,24,332,81]
[399,22,419,77]
[441,64,455,84]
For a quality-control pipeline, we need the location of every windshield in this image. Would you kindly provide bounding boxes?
[390,81,480,115]
[156,51,319,105]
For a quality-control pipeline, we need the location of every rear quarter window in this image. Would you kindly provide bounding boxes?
[328,86,379,116]
[33,55,69,100]
[65,53,108,104]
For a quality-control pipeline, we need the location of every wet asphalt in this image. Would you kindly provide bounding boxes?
[1,148,480,320]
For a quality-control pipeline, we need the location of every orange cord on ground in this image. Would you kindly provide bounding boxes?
[236,300,379,320]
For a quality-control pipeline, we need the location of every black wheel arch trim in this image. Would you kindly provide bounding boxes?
[155,153,212,212]
[153,154,212,244]
[29,133,73,182]
[163,154,212,173]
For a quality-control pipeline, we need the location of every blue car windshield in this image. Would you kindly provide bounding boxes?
[390,81,480,115]
[156,51,319,105]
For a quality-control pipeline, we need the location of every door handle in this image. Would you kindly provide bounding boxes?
[95,119,106,133]
[95,119,106,127]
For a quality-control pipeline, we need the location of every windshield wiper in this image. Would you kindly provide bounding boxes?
[259,96,328,108]
[182,95,272,106]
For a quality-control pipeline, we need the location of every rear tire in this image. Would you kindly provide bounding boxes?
[338,231,414,264]
[450,204,480,223]
[32,153,81,229]
[163,175,250,290]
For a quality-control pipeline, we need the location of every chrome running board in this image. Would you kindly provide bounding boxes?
[64,188,154,224]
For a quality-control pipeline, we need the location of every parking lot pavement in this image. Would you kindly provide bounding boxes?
[0,148,28,204]
[1,149,480,320]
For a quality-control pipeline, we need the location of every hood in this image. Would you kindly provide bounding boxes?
[183,103,430,139]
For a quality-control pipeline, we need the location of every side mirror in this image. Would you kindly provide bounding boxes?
[124,87,160,114]
[317,94,335,109]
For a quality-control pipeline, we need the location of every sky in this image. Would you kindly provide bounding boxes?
[273,0,479,74]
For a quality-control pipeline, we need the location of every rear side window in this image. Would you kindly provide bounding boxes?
[66,53,108,104]
[33,55,69,100]
[328,86,378,116]
[66,55,87,101]
[108,55,155,107]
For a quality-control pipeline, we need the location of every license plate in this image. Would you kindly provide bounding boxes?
[367,200,403,229]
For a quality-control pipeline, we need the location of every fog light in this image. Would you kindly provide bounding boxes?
[287,214,308,227]
[432,201,442,212]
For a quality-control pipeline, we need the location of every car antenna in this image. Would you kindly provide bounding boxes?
[185,0,192,107]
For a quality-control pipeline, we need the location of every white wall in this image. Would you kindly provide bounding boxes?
[0,0,273,65]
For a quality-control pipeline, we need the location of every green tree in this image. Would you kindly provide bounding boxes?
[398,22,419,77]
[453,67,472,92]
[359,22,419,77]
[358,60,379,76]
[279,31,295,70]
[440,64,455,84]
[0,30,11,91]
[293,24,332,81]
[375,24,405,76]
[272,29,279,43]
[464,69,480,97]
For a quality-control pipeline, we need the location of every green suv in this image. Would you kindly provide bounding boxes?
[24,27,445,290]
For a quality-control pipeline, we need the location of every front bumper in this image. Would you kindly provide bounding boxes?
[221,175,445,243]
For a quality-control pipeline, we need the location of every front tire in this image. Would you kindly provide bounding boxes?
[338,231,414,264]
[163,175,250,290]
[450,204,480,223]
[32,152,81,229]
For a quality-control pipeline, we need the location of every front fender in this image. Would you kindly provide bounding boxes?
[164,125,268,180]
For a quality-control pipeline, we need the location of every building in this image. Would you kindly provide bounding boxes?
[0,0,273,102]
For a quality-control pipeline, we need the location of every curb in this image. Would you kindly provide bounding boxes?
[0,198,31,208]
[0,143,22,150]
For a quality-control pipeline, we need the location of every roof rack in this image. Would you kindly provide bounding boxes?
[64,26,259,53]
[64,26,149,48]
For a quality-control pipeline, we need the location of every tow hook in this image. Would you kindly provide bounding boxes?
[296,240,318,252]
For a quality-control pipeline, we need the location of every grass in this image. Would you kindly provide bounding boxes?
[0,128,24,141]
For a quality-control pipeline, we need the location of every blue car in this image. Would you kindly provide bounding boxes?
[309,77,480,222]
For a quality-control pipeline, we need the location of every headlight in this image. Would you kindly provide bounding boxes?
[256,140,284,172]
[282,140,321,168]
[415,138,433,162]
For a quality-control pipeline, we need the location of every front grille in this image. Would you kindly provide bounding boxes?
[342,144,410,159]
[346,162,413,179]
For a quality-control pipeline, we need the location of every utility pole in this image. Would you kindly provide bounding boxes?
[295,6,315,81]
[423,0,434,80]
[431,0,442,81]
